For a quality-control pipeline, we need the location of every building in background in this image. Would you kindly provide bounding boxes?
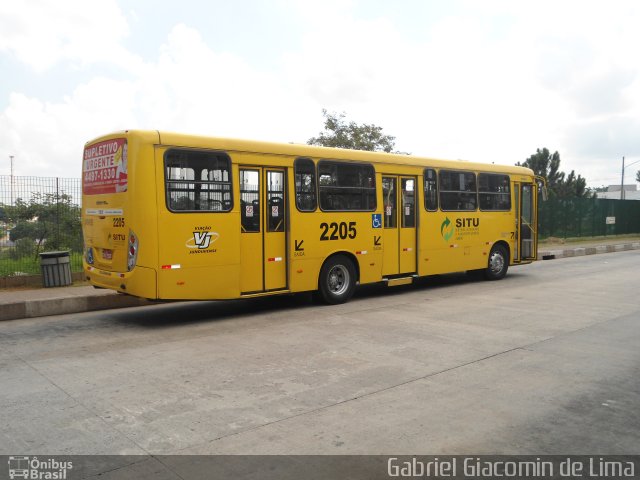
[596,185,640,200]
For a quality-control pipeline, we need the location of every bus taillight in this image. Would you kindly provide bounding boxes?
[127,230,139,271]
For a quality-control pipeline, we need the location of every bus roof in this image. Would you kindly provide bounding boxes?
[90,129,534,177]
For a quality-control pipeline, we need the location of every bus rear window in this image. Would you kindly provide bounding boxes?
[165,149,232,212]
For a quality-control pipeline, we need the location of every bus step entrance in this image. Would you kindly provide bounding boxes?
[384,277,414,287]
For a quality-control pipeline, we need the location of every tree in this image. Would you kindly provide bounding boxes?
[2,193,82,256]
[517,148,564,191]
[636,170,640,183]
[518,148,592,198]
[556,170,589,198]
[308,110,398,153]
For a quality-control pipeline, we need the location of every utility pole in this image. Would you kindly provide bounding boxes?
[621,156,640,200]
[620,156,625,200]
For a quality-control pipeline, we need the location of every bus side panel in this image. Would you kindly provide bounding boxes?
[288,207,383,291]
[417,174,523,276]
[158,265,240,300]
[287,163,384,292]
[154,147,241,300]
[418,210,515,275]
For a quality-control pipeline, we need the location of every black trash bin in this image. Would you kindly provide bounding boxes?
[39,251,72,287]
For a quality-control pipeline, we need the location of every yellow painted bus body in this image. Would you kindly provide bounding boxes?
[82,130,537,302]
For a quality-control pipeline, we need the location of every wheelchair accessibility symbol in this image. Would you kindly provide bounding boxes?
[372,214,382,229]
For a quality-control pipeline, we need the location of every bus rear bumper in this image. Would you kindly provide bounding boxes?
[84,263,158,299]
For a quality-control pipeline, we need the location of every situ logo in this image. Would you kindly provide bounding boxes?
[441,217,481,242]
[185,226,219,253]
[456,218,480,228]
[440,217,454,242]
[8,456,73,479]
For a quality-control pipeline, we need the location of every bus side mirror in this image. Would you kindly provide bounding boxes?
[535,176,548,201]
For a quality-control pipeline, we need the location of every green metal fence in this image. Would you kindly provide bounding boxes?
[539,197,640,239]
[0,175,82,277]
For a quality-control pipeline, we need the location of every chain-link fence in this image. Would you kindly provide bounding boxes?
[539,196,640,239]
[0,176,82,277]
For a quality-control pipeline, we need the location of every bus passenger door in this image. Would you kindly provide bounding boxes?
[382,175,417,276]
[519,184,537,261]
[239,167,287,294]
[382,176,399,276]
[399,177,417,273]
[264,169,287,290]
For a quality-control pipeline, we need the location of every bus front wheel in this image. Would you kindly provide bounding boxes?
[318,255,356,304]
[485,244,509,280]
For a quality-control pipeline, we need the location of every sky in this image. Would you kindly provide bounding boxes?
[1,0,640,187]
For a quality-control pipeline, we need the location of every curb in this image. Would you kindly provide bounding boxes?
[0,293,154,322]
[539,242,640,260]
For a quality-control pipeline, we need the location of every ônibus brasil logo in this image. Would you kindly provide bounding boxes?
[8,456,73,479]
[440,217,454,242]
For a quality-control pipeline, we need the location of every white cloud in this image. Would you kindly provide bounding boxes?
[139,23,317,141]
[0,21,319,177]
[0,0,135,72]
[0,77,137,177]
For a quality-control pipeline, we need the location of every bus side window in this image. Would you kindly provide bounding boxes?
[478,173,511,211]
[317,161,376,211]
[294,158,317,212]
[164,149,232,213]
[424,168,438,211]
[439,170,477,211]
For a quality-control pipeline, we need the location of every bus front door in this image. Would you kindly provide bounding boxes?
[382,175,417,276]
[239,167,287,293]
[519,183,537,261]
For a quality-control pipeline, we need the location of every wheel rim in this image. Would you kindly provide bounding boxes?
[327,264,350,296]
[489,251,505,275]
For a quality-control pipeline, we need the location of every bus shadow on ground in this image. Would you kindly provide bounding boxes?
[111,270,527,328]
[354,269,527,299]
[110,293,317,328]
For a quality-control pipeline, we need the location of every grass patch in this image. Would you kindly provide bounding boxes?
[0,251,83,277]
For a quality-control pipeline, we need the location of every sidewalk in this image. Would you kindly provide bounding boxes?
[0,285,154,322]
[538,237,640,260]
[1,238,639,322]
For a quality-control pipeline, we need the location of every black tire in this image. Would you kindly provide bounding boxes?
[484,244,509,280]
[318,255,356,304]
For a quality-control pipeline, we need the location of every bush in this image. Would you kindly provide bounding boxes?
[11,238,36,259]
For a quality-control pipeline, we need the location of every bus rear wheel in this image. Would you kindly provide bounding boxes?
[318,255,356,304]
[484,244,509,280]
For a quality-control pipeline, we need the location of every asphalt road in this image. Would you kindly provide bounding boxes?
[1,251,639,456]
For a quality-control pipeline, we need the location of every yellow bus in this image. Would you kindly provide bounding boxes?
[82,130,539,304]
